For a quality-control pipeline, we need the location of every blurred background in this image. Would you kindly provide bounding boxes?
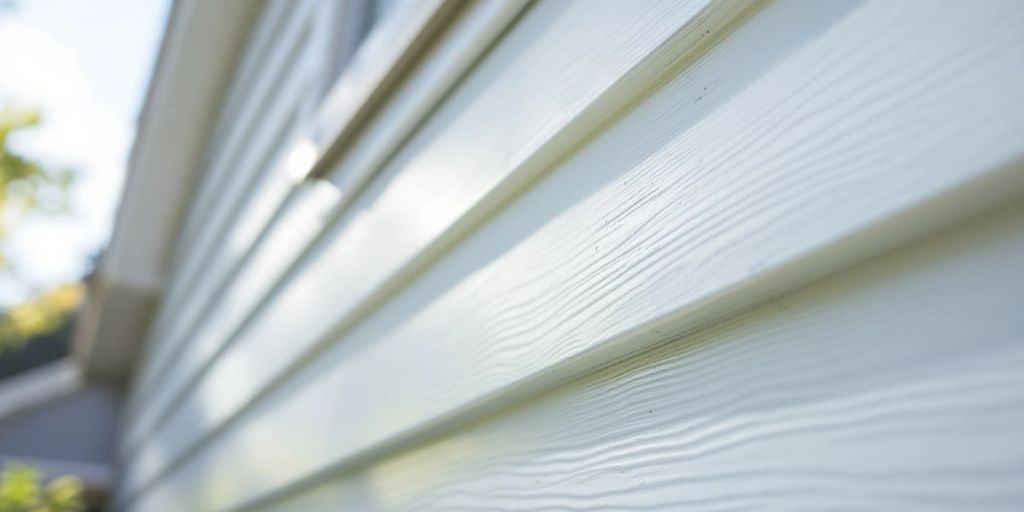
[0,2,165,509]
[0,0,165,374]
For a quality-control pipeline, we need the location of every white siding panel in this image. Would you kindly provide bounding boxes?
[122,177,338,455]
[127,0,1024,509]
[124,109,307,452]
[257,202,1024,511]
[321,0,531,198]
[129,0,320,413]
[120,0,747,501]
[165,0,297,263]
[147,0,315,335]
[120,0,530,463]
[155,192,1024,511]
[308,0,454,166]
[123,0,295,420]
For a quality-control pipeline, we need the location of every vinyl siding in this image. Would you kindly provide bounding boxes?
[119,0,1024,510]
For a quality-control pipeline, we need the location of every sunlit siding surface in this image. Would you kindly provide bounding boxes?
[118,0,1024,510]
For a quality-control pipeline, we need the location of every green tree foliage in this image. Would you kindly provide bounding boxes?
[0,104,78,352]
[0,107,85,506]
[0,105,74,266]
[0,462,83,512]
[0,283,83,352]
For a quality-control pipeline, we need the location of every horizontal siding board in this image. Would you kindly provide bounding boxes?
[323,0,531,200]
[128,0,318,412]
[164,0,295,266]
[208,0,297,151]
[157,194,1024,511]
[121,178,339,459]
[123,142,303,453]
[127,0,1024,509]
[123,0,295,420]
[307,0,457,174]
[119,0,529,462]
[151,26,315,342]
[125,42,317,447]
[136,0,319,370]
[120,0,745,501]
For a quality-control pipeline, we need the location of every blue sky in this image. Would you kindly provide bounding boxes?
[0,0,167,305]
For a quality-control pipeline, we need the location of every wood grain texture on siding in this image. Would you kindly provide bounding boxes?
[168,190,1024,511]
[119,0,746,501]
[126,0,1024,509]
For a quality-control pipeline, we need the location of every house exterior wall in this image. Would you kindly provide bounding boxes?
[114,0,1024,510]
